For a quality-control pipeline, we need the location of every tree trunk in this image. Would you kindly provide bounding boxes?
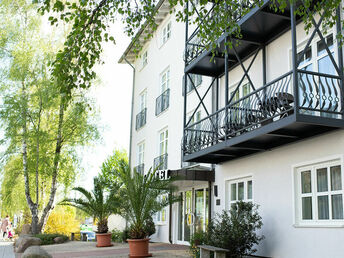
[21,82,40,234]
[37,97,65,233]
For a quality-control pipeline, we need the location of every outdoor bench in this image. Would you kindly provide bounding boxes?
[198,244,229,258]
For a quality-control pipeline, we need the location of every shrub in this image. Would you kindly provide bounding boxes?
[143,216,156,237]
[111,228,130,243]
[44,206,81,236]
[189,231,207,258]
[207,201,264,258]
[34,233,69,245]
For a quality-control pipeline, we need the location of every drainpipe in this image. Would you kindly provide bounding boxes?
[124,57,135,168]
[169,190,173,243]
[124,57,135,231]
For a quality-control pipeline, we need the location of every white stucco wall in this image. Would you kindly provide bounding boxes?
[215,130,344,258]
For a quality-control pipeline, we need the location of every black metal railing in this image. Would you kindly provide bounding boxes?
[183,71,342,155]
[154,153,168,170]
[134,164,144,175]
[136,108,147,130]
[184,0,256,66]
[156,89,170,116]
[298,70,342,118]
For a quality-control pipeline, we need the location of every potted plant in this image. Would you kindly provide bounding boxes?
[115,160,177,257]
[60,177,121,247]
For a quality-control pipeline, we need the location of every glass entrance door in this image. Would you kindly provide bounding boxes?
[177,188,209,243]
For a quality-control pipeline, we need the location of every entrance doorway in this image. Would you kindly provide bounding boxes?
[177,188,209,244]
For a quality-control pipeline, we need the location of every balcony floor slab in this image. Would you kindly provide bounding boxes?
[184,114,344,164]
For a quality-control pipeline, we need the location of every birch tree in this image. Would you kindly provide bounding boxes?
[0,0,99,234]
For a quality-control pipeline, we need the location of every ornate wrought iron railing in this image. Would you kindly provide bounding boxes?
[184,0,256,66]
[136,108,147,130]
[183,71,343,155]
[156,89,170,116]
[134,164,144,175]
[298,70,342,117]
[154,153,168,170]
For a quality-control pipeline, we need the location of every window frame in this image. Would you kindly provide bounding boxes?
[158,128,168,156]
[154,194,168,225]
[297,33,336,72]
[160,67,170,94]
[142,50,148,68]
[162,21,171,45]
[139,90,147,111]
[137,141,145,167]
[293,156,344,227]
[225,176,253,210]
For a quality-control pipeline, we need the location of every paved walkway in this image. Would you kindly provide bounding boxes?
[0,241,15,258]
[15,241,191,258]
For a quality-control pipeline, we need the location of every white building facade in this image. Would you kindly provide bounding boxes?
[119,1,344,257]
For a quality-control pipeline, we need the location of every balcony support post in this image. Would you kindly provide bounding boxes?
[183,0,189,159]
[262,44,267,100]
[336,6,344,117]
[225,36,229,140]
[216,77,219,143]
[290,3,299,115]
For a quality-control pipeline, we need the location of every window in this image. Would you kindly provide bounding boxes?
[159,129,168,156]
[226,177,253,209]
[297,34,336,116]
[230,82,251,120]
[160,68,170,94]
[230,82,251,102]
[139,91,146,111]
[137,142,145,166]
[188,110,201,126]
[142,51,148,68]
[162,21,171,44]
[155,195,167,224]
[295,159,344,226]
[185,74,202,94]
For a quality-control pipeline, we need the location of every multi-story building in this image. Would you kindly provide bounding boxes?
[120,0,344,257]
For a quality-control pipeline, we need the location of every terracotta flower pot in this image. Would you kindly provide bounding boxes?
[127,238,152,257]
[96,233,113,247]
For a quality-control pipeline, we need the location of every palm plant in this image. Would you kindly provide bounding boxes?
[60,176,121,233]
[115,160,178,239]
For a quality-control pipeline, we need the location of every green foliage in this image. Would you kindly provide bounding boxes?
[99,149,128,190]
[60,177,121,234]
[34,233,69,245]
[34,0,343,97]
[114,159,178,239]
[143,216,156,237]
[206,201,264,258]
[111,228,130,243]
[189,231,207,258]
[0,0,100,233]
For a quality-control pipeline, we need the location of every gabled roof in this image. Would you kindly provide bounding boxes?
[118,0,171,64]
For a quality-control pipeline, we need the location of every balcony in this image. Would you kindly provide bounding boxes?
[183,70,344,163]
[184,0,304,77]
[136,108,147,130]
[134,164,144,174]
[154,153,168,170]
[155,89,170,116]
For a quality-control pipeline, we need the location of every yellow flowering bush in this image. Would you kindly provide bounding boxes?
[44,206,81,236]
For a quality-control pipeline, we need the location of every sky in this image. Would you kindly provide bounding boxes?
[78,22,133,189]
